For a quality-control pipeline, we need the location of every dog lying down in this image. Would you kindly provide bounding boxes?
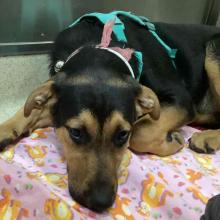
[0,11,220,212]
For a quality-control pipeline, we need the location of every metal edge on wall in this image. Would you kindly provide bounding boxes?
[0,42,54,56]
[203,0,220,25]
[0,0,219,56]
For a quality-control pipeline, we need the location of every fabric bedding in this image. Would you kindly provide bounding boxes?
[0,126,220,220]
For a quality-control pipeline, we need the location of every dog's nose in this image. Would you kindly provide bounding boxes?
[69,182,116,212]
[88,185,115,212]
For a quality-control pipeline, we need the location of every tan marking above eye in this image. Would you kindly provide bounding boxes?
[105,78,129,88]
[67,75,95,85]
[103,111,131,141]
[73,76,93,85]
[68,74,130,88]
[66,110,98,138]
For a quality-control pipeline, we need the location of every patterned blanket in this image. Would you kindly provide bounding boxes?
[0,126,220,220]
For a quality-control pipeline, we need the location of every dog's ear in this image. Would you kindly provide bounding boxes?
[135,85,160,120]
[24,80,55,117]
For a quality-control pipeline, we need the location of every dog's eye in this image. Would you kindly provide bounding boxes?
[69,128,82,140]
[66,126,90,145]
[114,130,130,146]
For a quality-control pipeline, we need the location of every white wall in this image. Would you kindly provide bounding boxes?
[0,55,48,123]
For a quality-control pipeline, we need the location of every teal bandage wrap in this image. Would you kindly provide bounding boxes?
[69,11,177,81]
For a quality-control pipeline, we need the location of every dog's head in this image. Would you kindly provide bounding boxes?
[23,47,160,212]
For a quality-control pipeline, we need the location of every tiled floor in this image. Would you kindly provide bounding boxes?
[0,54,49,123]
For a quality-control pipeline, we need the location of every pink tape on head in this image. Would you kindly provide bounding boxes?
[99,18,134,61]
[99,19,115,48]
[111,47,134,61]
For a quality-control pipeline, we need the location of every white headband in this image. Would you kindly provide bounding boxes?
[54,46,135,79]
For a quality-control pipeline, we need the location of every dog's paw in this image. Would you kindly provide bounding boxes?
[0,126,16,152]
[167,131,185,145]
[189,130,220,154]
[164,131,185,154]
[0,138,14,152]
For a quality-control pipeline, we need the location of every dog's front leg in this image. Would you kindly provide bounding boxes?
[0,107,53,151]
[0,80,55,151]
[0,107,31,149]
[130,106,190,156]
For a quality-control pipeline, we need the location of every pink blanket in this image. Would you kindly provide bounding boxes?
[0,126,220,220]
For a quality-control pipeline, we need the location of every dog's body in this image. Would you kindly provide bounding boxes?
[1,13,220,212]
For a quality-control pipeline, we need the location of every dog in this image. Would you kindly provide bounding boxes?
[0,11,220,212]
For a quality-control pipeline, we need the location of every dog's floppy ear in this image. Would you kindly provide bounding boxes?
[24,80,54,117]
[135,85,160,120]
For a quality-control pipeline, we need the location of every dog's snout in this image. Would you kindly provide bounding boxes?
[88,184,115,212]
[69,182,115,212]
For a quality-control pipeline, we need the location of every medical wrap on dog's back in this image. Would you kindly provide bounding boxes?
[69,10,177,76]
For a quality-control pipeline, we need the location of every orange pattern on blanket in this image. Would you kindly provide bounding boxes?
[24,145,48,166]
[30,128,53,139]
[0,188,28,220]
[118,151,132,185]
[193,154,217,175]
[158,172,169,185]
[136,201,151,217]
[150,156,182,165]
[27,172,68,188]
[44,197,73,220]
[141,173,174,208]
[0,147,15,163]
[186,169,203,183]
[187,186,209,204]
[110,196,134,220]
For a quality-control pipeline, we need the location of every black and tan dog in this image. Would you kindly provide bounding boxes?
[1,12,220,212]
